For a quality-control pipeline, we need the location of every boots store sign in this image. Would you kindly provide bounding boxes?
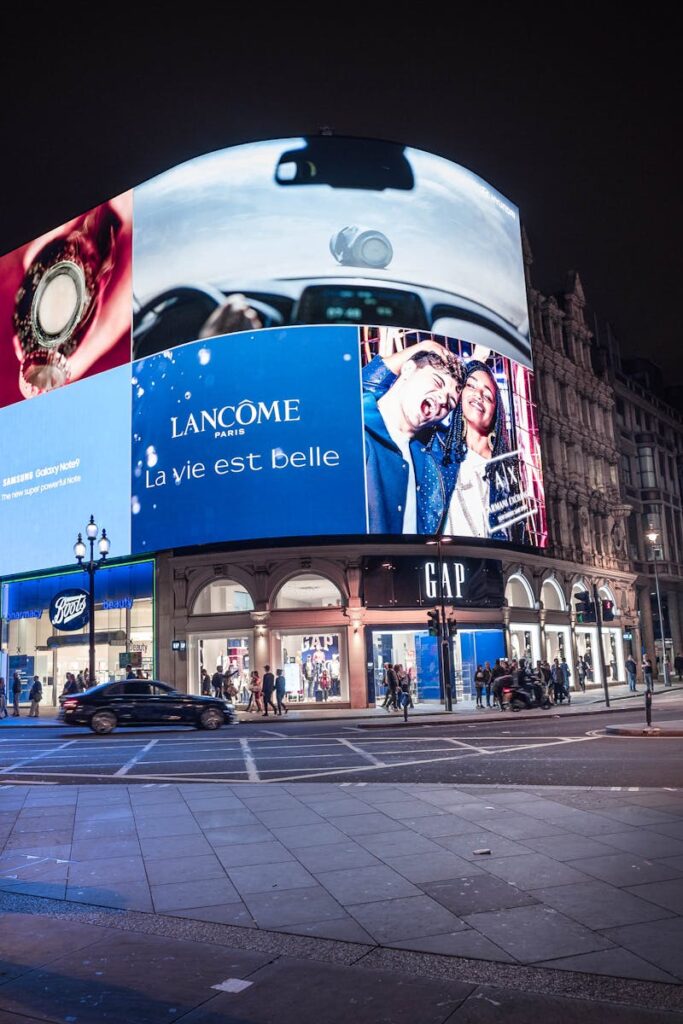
[49,589,90,631]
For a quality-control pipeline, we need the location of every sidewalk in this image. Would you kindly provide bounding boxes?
[4,683,683,729]
[1,780,682,1013]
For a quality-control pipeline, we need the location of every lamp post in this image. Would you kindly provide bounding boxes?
[74,515,110,686]
[426,535,455,711]
[645,529,670,686]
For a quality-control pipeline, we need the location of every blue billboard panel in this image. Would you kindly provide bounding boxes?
[131,325,367,552]
[0,365,132,576]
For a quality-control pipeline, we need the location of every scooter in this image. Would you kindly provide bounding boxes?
[509,679,552,711]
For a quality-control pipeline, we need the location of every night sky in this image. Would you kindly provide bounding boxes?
[0,15,678,379]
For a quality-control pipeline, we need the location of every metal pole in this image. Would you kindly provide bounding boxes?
[593,583,610,708]
[651,550,670,686]
[438,539,453,711]
[88,537,96,686]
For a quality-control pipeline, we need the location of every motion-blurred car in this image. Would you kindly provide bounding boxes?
[58,679,234,734]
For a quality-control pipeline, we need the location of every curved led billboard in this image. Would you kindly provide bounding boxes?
[132,137,531,367]
[0,136,545,579]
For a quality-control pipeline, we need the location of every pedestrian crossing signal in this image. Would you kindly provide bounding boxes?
[601,599,614,621]
[427,609,440,636]
[574,590,596,623]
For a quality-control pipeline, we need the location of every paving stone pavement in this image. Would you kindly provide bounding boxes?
[0,781,682,994]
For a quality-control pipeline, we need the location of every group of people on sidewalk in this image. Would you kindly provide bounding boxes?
[0,672,43,718]
[379,663,415,721]
[202,664,288,717]
[474,657,575,709]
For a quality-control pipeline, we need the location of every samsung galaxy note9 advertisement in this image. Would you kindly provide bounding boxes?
[0,365,132,576]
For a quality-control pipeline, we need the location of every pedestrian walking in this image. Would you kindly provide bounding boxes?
[28,676,42,717]
[482,662,493,707]
[474,665,485,708]
[674,653,683,680]
[625,654,637,692]
[560,657,572,703]
[211,667,224,699]
[247,671,262,712]
[262,665,278,716]
[642,656,654,692]
[398,679,414,722]
[384,664,399,712]
[275,667,288,715]
[0,677,8,719]
[11,672,22,716]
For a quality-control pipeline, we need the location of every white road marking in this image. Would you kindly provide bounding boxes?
[0,740,77,774]
[240,738,260,782]
[212,978,253,994]
[113,738,159,777]
[262,730,288,738]
[443,737,492,754]
[337,738,386,766]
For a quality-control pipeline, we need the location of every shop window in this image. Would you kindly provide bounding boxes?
[275,633,346,702]
[504,574,534,609]
[273,574,343,610]
[192,579,254,615]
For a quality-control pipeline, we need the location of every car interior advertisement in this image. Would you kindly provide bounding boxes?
[131,136,530,367]
[0,193,133,409]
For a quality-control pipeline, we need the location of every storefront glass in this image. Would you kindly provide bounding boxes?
[273,632,347,703]
[371,627,505,704]
[575,627,600,685]
[189,632,252,700]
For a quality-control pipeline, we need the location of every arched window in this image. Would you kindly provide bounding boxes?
[598,584,616,605]
[192,579,254,615]
[505,573,535,609]
[541,578,566,611]
[273,573,343,610]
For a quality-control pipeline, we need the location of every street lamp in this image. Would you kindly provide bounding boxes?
[74,515,110,686]
[426,535,455,711]
[645,528,670,687]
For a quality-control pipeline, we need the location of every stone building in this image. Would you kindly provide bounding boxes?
[499,237,636,689]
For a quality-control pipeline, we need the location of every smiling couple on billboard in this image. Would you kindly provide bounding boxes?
[361,328,540,544]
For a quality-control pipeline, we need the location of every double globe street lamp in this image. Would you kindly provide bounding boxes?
[74,516,110,686]
[645,528,671,687]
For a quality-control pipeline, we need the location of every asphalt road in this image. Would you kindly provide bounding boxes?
[1,705,682,787]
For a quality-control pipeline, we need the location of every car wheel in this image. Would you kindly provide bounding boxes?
[199,708,223,730]
[90,711,117,735]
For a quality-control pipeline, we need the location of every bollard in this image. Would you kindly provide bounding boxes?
[645,689,652,728]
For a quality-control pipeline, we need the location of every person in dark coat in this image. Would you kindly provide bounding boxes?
[211,668,224,699]
[11,672,22,716]
[262,665,277,716]
[275,668,288,716]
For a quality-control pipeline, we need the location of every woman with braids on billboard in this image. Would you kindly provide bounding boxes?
[443,360,526,542]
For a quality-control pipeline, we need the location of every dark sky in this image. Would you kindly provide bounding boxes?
[1,15,679,378]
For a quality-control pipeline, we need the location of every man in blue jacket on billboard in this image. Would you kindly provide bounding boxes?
[363,342,464,534]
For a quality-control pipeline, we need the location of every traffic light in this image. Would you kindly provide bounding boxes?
[427,608,440,636]
[447,617,457,637]
[601,599,615,622]
[574,590,596,623]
